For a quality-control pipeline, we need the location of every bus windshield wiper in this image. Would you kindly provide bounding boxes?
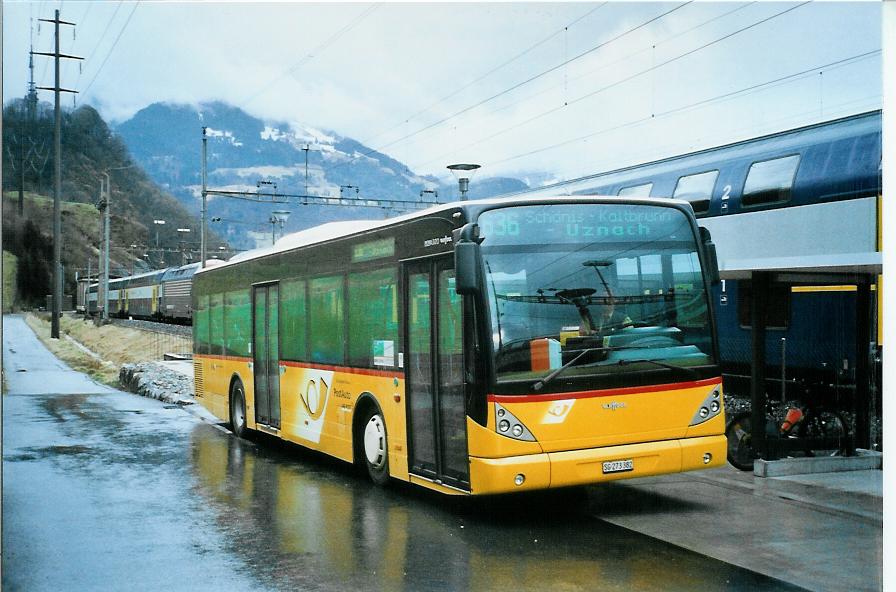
[617,358,699,379]
[532,346,604,391]
[531,345,700,391]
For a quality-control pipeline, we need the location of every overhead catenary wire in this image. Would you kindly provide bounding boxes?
[409,1,813,174]
[482,50,881,170]
[489,1,757,118]
[323,2,693,175]
[81,1,123,76]
[81,1,140,97]
[238,3,381,108]
[356,2,609,150]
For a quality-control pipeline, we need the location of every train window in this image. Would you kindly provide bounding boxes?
[617,183,653,197]
[741,154,800,206]
[280,280,307,361]
[348,268,398,368]
[737,281,790,330]
[309,275,345,364]
[673,171,717,214]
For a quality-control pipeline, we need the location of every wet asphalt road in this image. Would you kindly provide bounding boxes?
[2,315,807,592]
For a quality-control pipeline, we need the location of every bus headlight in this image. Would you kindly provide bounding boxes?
[689,387,723,426]
[493,403,536,442]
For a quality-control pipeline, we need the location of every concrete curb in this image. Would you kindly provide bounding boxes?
[119,362,195,406]
[755,450,882,477]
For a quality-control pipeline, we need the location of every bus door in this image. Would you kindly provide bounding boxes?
[403,256,469,489]
[252,283,281,429]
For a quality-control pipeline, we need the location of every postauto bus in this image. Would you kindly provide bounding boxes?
[192,196,725,495]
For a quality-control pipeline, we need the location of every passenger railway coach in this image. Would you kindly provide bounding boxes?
[85,261,221,322]
[500,111,882,399]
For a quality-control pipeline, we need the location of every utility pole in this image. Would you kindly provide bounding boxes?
[101,173,111,320]
[201,128,208,268]
[33,9,82,338]
[302,144,310,206]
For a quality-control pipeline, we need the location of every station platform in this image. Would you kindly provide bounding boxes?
[587,463,883,592]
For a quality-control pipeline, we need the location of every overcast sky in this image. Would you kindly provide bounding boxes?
[3,1,883,184]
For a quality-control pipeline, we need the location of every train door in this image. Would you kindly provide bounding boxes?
[253,283,281,429]
[403,256,469,489]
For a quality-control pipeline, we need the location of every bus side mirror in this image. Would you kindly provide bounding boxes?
[700,226,721,286]
[455,224,482,295]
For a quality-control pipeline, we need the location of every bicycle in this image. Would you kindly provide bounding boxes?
[725,396,850,471]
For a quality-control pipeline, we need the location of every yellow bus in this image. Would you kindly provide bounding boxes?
[193,196,726,495]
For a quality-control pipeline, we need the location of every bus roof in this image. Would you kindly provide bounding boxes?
[197,195,693,275]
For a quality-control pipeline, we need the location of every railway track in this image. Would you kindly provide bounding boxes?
[106,317,192,338]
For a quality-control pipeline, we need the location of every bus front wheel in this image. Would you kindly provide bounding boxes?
[361,408,390,485]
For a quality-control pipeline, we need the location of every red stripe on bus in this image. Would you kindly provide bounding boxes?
[278,360,403,378]
[487,377,722,403]
[198,354,252,362]
[195,355,403,379]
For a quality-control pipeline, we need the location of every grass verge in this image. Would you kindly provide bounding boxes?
[24,313,192,387]
[3,251,16,312]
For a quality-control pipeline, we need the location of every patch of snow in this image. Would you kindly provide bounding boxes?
[213,166,298,179]
[285,122,338,146]
[260,126,286,141]
[205,127,243,147]
[351,151,379,165]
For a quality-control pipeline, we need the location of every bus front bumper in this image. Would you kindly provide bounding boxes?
[469,434,727,495]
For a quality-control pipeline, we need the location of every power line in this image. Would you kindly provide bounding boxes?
[238,3,381,108]
[323,2,692,175]
[81,1,139,97]
[409,1,812,173]
[485,50,880,169]
[356,2,609,151]
[82,1,123,68]
[489,1,757,118]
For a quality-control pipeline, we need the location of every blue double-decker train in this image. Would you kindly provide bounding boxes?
[502,110,882,403]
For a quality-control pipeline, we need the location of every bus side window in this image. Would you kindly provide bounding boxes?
[309,275,345,364]
[348,268,398,368]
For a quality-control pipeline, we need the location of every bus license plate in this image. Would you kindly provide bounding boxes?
[602,459,633,474]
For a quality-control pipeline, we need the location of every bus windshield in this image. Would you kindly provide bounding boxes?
[478,203,715,389]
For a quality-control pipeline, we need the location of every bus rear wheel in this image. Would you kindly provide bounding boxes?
[361,408,390,485]
[230,380,248,439]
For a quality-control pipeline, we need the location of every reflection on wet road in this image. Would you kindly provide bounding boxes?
[3,316,804,591]
[191,428,805,592]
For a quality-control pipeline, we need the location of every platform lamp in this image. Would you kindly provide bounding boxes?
[447,163,481,201]
[269,210,291,245]
[177,228,191,266]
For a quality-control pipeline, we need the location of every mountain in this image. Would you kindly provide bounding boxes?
[2,98,226,305]
[114,101,531,249]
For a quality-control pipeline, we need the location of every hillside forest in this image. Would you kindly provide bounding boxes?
[2,96,223,309]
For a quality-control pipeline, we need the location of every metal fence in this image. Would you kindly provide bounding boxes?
[144,327,193,360]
